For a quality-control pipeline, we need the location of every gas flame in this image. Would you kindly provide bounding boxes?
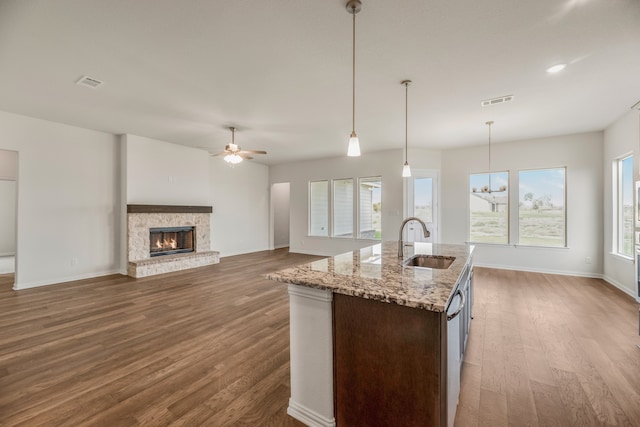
[154,238,178,250]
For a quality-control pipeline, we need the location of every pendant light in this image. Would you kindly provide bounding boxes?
[346,0,362,157]
[402,80,412,177]
[472,121,506,193]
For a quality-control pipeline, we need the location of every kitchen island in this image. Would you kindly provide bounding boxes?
[267,241,474,427]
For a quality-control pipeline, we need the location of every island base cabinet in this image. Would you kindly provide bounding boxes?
[333,294,447,427]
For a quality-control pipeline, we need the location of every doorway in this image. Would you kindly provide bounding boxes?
[271,182,290,250]
[0,149,18,282]
[404,170,439,243]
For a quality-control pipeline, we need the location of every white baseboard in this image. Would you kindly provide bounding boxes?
[13,269,124,290]
[287,398,336,427]
[601,274,638,300]
[473,262,602,279]
[475,263,639,302]
[274,244,289,250]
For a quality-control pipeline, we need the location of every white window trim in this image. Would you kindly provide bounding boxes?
[612,153,634,258]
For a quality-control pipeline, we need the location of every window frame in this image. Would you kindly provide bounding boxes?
[358,176,382,240]
[331,178,354,238]
[613,154,634,259]
[516,167,567,248]
[468,170,510,245]
[308,180,329,237]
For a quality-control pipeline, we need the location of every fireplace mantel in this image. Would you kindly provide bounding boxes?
[127,204,212,214]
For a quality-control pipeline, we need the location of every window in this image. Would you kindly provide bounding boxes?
[469,172,509,244]
[309,180,329,236]
[614,155,634,257]
[413,177,433,223]
[333,179,353,237]
[308,176,382,240]
[358,177,382,239]
[518,168,566,247]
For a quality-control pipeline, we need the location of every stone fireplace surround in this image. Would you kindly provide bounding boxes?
[127,204,219,278]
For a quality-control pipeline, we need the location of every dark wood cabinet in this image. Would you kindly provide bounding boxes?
[333,293,448,426]
[333,259,474,426]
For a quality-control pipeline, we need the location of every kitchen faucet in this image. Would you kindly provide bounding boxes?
[398,217,430,257]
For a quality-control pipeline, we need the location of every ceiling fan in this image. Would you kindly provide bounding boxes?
[212,127,267,164]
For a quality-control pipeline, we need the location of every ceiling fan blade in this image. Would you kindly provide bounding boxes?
[239,150,267,155]
[238,154,254,160]
[211,151,228,157]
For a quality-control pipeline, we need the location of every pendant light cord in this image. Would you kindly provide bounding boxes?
[486,120,493,191]
[405,82,408,163]
[352,7,356,134]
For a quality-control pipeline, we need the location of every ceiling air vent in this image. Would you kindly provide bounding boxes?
[76,75,103,89]
[481,95,514,107]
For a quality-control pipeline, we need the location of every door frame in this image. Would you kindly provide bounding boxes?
[403,169,440,243]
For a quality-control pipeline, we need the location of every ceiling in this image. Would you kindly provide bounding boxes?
[0,0,639,165]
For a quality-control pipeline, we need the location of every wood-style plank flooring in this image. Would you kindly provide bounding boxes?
[0,249,318,427]
[1,253,639,426]
[456,268,640,427]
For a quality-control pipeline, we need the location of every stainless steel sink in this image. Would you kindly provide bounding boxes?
[403,255,455,269]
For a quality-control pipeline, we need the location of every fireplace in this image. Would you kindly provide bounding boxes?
[149,226,195,257]
[127,204,218,278]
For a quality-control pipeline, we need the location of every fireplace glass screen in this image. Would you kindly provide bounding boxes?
[149,226,195,257]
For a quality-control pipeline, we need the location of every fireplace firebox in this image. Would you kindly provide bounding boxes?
[149,226,195,257]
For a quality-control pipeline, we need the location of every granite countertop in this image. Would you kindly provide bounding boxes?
[266,241,474,312]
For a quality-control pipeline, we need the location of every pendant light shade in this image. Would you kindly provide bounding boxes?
[402,162,411,177]
[348,132,360,156]
[346,0,362,157]
[402,80,412,177]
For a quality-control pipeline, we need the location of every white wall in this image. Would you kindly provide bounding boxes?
[0,110,121,289]
[441,132,604,277]
[210,157,270,257]
[272,182,290,249]
[603,110,639,297]
[0,149,18,179]
[269,148,442,256]
[124,134,211,205]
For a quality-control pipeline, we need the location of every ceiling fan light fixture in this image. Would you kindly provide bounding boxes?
[224,153,242,164]
[346,0,362,157]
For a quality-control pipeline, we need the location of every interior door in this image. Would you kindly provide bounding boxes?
[405,170,438,243]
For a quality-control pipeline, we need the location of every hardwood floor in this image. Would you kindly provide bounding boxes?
[0,249,318,427]
[1,256,639,426]
[456,268,640,427]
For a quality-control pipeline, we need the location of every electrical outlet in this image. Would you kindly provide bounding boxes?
[585,257,592,264]
[71,257,78,266]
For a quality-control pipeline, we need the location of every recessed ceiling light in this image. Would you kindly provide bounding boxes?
[546,64,566,74]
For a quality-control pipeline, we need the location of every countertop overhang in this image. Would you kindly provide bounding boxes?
[266,241,474,312]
